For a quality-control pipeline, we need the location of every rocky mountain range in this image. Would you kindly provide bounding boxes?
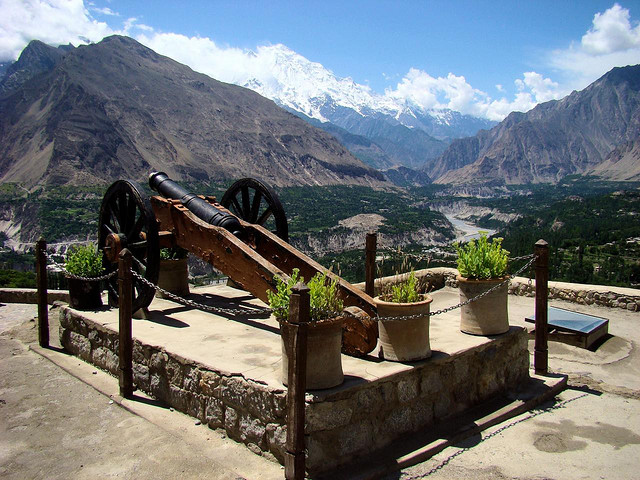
[433,65,640,184]
[239,44,495,173]
[2,36,637,191]
[0,36,387,189]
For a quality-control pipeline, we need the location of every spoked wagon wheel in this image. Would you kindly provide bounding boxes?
[221,178,289,242]
[98,180,160,312]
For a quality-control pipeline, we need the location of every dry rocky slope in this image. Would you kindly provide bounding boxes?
[0,36,387,189]
[433,65,640,185]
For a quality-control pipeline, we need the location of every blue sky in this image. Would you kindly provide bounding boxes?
[2,0,639,120]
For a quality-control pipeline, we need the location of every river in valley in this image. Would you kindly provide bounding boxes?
[444,214,496,243]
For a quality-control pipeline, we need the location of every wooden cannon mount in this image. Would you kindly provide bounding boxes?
[98,173,378,355]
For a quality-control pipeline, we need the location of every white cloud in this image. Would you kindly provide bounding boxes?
[386,69,485,114]
[582,3,640,54]
[136,32,257,85]
[0,0,114,60]
[384,69,564,121]
[550,3,640,90]
[92,6,118,16]
[384,4,640,120]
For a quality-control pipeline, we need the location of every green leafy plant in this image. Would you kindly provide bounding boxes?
[455,234,509,280]
[388,271,421,303]
[267,268,344,321]
[160,246,188,260]
[65,244,104,277]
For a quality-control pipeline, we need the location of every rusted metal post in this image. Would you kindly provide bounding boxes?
[534,239,549,374]
[365,232,377,297]
[284,283,309,480]
[118,248,134,398]
[36,238,49,348]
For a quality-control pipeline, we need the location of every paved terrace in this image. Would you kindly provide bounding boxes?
[1,281,639,479]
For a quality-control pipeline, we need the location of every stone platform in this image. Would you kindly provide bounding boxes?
[59,284,530,475]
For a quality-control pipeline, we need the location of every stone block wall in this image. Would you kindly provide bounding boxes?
[59,307,529,475]
[361,267,640,312]
[58,307,289,463]
[303,327,529,474]
[508,278,640,312]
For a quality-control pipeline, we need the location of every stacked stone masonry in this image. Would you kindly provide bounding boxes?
[413,267,640,312]
[59,306,530,474]
[303,328,529,473]
[58,307,289,464]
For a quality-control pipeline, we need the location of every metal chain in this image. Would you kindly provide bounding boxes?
[376,255,537,322]
[46,253,117,282]
[401,393,589,480]
[132,270,273,316]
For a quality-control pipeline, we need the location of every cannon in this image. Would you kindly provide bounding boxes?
[98,173,378,354]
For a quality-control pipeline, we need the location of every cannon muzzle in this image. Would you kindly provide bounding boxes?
[149,172,245,239]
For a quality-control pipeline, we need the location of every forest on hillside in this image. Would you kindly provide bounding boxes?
[0,178,638,289]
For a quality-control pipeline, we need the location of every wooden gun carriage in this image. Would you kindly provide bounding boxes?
[98,173,378,354]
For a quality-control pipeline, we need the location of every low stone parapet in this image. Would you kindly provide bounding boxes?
[58,306,288,463]
[303,327,529,473]
[508,277,640,312]
[58,303,529,475]
[355,268,640,312]
[0,288,69,304]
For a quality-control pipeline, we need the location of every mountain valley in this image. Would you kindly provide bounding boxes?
[0,36,638,290]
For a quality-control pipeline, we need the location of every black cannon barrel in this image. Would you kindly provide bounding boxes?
[149,172,245,238]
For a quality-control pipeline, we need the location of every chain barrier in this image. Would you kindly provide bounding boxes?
[45,252,117,282]
[44,240,534,321]
[400,393,589,480]
[132,270,273,317]
[376,254,537,322]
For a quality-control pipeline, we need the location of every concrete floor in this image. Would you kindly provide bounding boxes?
[1,285,639,479]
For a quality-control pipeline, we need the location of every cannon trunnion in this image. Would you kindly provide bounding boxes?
[98,173,378,354]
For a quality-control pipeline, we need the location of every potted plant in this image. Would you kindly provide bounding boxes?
[156,247,189,298]
[65,243,104,310]
[268,268,345,390]
[373,271,433,362]
[455,234,510,335]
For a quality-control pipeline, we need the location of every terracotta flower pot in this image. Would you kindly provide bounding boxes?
[280,316,344,390]
[458,276,509,335]
[68,278,103,311]
[374,294,432,362]
[156,258,190,298]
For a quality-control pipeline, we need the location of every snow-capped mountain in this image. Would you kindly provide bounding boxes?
[237,44,495,174]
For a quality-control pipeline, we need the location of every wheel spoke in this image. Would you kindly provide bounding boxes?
[256,207,273,226]
[123,194,136,235]
[241,186,251,219]
[128,214,145,240]
[229,197,242,217]
[250,190,263,223]
[108,204,121,232]
[107,282,118,298]
[103,223,116,235]
[128,240,148,250]
[118,192,128,232]
[132,255,147,274]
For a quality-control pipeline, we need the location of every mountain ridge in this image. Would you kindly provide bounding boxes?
[238,44,495,172]
[0,36,388,189]
[434,65,640,184]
